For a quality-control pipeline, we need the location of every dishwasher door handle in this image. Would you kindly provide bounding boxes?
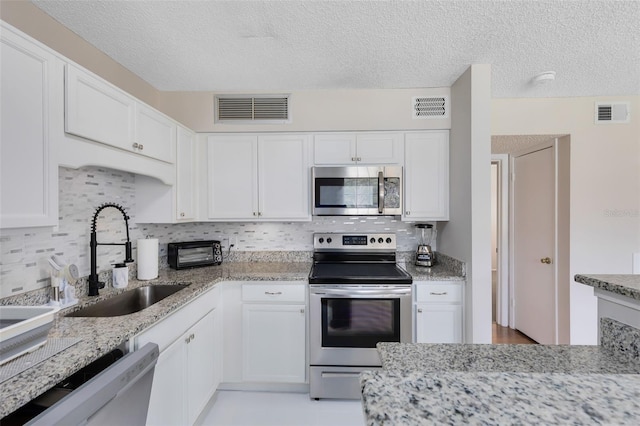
[27,343,159,426]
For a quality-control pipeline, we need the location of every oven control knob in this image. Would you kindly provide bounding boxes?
[378,238,384,244]
[326,237,332,244]
[386,237,392,244]
[318,237,324,243]
[370,237,375,244]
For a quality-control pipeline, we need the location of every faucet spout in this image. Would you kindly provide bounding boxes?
[88,203,134,296]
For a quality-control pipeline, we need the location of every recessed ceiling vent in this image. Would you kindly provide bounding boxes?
[412,96,449,119]
[595,102,630,124]
[215,95,291,124]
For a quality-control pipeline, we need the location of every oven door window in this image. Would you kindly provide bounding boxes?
[321,298,401,348]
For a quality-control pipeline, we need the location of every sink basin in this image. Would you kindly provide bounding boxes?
[66,285,189,317]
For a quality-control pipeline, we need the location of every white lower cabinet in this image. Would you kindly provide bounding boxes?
[135,286,221,426]
[239,282,307,384]
[242,304,306,383]
[414,281,464,343]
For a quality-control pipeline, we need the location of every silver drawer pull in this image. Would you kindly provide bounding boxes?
[430,292,448,296]
[417,308,423,313]
[265,291,283,295]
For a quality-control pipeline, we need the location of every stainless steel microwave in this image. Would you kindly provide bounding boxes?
[312,166,402,216]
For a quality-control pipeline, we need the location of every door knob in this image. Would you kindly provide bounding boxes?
[540,257,552,264]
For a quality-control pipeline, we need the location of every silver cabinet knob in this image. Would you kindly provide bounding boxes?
[406,211,410,215]
[417,308,423,313]
[132,143,139,149]
[300,308,305,314]
[138,144,144,151]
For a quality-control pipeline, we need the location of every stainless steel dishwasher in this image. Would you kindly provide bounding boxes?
[24,342,159,426]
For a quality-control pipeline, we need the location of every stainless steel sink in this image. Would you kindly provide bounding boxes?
[66,285,189,317]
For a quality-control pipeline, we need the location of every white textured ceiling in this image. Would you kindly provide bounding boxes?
[31,0,640,98]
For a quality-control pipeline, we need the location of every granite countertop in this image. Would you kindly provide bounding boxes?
[361,370,640,425]
[377,342,640,374]
[361,325,640,425]
[574,274,640,301]
[1,259,465,417]
[401,263,465,282]
[0,262,311,418]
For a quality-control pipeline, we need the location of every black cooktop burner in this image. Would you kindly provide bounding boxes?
[308,262,412,285]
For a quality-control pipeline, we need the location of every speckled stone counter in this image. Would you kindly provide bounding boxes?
[361,325,640,425]
[360,370,640,425]
[0,262,311,418]
[377,341,640,374]
[574,274,640,301]
[401,263,465,282]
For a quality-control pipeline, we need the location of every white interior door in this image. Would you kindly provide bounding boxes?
[513,146,556,344]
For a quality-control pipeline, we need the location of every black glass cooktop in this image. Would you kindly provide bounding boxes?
[308,262,412,284]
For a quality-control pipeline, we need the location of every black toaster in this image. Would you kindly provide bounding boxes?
[168,240,222,270]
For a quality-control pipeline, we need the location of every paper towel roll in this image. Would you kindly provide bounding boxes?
[137,239,159,280]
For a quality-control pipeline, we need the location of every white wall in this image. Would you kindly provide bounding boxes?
[492,96,640,344]
[439,64,493,344]
[157,89,451,132]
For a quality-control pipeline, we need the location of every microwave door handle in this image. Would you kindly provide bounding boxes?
[378,171,384,214]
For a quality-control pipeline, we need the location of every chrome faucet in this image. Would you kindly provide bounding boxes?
[88,203,134,296]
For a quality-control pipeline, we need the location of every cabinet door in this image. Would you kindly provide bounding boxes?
[356,132,402,164]
[135,104,176,163]
[65,64,135,151]
[1,27,60,228]
[242,304,306,383]
[145,336,186,426]
[176,126,196,221]
[207,135,258,219]
[415,303,462,343]
[404,131,449,220]
[313,133,356,164]
[186,310,217,425]
[258,134,311,220]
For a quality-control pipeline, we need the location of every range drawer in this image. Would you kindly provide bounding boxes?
[415,282,463,303]
[242,283,306,303]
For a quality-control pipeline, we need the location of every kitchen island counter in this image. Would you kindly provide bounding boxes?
[361,319,640,425]
[575,274,640,301]
[0,261,311,418]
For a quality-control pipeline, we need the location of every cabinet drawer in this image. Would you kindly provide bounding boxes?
[415,283,462,303]
[242,283,306,303]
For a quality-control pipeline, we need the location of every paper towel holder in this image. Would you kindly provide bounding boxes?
[88,203,134,297]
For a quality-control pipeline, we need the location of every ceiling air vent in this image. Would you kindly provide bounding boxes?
[595,102,630,124]
[412,96,449,119]
[215,95,291,124]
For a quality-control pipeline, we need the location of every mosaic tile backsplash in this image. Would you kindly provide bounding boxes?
[1,166,436,298]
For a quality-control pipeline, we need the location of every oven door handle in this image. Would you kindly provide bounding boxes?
[311,287,411,297]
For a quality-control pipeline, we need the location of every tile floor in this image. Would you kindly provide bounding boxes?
[200,390,365,426]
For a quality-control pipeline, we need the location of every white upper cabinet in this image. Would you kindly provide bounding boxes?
[208,135,258,220]
[65,64,135,152]
[135,124,196,223]
[65,64,175,164]
[258,134,311,220]
[313,132,402,164]
[207,134,311,221]
[1,24,61,228]
[135,103,176,164]
[403,131,449,221]
[175,126,197,221]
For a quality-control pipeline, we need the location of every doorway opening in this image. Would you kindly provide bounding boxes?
[491,135,570,345]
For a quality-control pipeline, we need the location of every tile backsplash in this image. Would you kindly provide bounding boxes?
[0,166,435,298]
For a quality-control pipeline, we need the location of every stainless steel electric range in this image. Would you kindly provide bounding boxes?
[308,232,412,400]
